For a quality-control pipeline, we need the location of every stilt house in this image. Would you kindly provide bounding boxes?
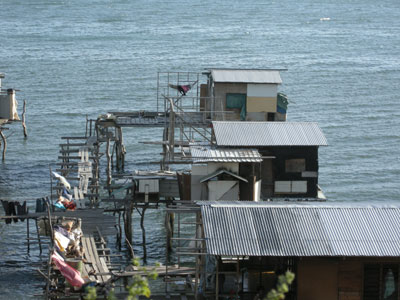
[198,201,400,300]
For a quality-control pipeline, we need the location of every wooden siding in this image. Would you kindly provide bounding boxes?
[246,96,277,113]
[297,259,339,300]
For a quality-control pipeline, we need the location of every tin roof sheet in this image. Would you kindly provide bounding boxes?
[190,146,262,163]
[212,121,328,146]
[200,202,400,257]
[210,69,282,84]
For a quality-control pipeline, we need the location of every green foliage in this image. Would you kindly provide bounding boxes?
[84,257,159,300]
[265,271,295,300]
[127,258,159,300]
[107,289,117,300]
[84,286,97,300]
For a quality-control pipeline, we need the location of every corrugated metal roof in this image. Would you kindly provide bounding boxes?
[190,146,262,163]
[212,121,328,146]
[200,202,400,257]
[210,69,282,84]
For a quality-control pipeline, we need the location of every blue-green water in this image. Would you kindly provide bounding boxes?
[0,0,399,298]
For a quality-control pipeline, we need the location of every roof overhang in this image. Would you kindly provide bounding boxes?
[200,169,248,183]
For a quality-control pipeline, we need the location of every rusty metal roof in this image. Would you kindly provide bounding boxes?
[210,69,282,84]
[200,201,400,257]
[212,121,328,146]
[190,146,262,163]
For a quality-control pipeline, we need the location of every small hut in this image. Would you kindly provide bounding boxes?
[0,73,20,122]
[211,121,328,199]
[189,146,263,201]
[201,68,288,121]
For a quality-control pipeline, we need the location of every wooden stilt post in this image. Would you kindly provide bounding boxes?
[216,258,219,300]
[106,136,112,189]
[124,188,134,254]
[22,100,27,138]
[27,217,30,253]
[236,256,240,299]
[161,127,168,171]
[165,210,174,252]
[119,127,125,170]
[35,218,42,254]
[117,212,122,251]
[140,205,148,263]
[0,130,6,161]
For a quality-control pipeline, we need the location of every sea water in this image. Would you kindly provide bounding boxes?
[0,0,399,298]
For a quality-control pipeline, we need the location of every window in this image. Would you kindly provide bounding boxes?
[364,264,399,300]
[226,93,246,120]
[285,159,306,173]
[226,93,246,109]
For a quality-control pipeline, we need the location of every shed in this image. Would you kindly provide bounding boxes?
[189,146,264,201]
[203,69,287,121]
[0,88,20,121]
[211,121,327,199]
[199,201,400,300]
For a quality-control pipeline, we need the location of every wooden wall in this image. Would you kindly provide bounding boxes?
[297,257,400,300]
[213,82,247,120]
[259,146,319,198]
[297,258,339,300]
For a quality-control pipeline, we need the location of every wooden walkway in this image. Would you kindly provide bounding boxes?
[28,209,116,236]
[111,265,196,278]
[81,233,111,284]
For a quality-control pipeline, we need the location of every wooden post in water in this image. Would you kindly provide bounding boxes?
[106,136,112,189]
[35,218,42,254]
[115,126,125,171]
[165,210,174,253]
[124,184,134,253]
[0,130,6,161]
[140,204,148,263]
[26,217,30,253]
[22,100,27,138]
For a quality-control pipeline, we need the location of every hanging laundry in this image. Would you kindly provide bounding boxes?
[51,252,84,287]
[16,201,27,222]
[54,231,70,252]
[55,195,76,211]
[62,188,73,201]
[36,197,51,213]
[169,83,192,96]
[53,225,70,238]
[1,200,12,224]
[52,171,71,190]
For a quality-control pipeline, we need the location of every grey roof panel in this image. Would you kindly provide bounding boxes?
[190,146,262,163]
[200,202,400,257]
[210,69,282,84]
[212,121,328,146]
